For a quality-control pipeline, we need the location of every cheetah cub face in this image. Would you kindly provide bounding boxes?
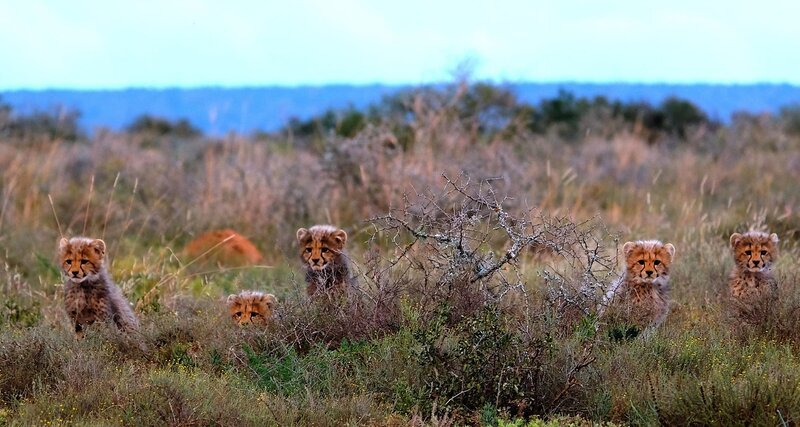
[296,225,347,272]
[730,232,779,273]
[58,237,106,284]
[227,291,277,326]
[623,240,675,286]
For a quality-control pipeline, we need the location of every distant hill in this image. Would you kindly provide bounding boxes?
[2,83,799,135]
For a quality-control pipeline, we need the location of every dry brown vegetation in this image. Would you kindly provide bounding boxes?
[1,85,800,425]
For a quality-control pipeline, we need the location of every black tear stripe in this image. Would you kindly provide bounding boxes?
[85,261,99,275]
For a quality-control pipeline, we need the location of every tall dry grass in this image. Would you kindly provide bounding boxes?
[0,91,799,424]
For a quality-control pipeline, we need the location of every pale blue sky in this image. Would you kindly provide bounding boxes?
[1,0,799,89]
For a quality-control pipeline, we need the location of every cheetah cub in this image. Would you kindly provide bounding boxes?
[296,225,355,297]
[227,291,277,326]
[600,240,675,337]
[727,232,779,322]
[58,237,139,338]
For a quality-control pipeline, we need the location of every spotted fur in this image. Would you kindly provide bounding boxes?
[227,291,277,326]
[58,237,139,338]
[296,225,354,297]
[727,231,779,321]
[600,240,675,333]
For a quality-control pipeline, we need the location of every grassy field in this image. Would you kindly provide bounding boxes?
[1,87,800,426]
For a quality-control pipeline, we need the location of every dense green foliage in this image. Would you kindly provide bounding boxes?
[281,84,715,144]
[126,114,202,138]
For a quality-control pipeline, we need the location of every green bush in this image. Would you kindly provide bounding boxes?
[0,105,82,141]
[127,114,201,137]
[780,104,800,136]
[279,83,716,144]
[0,298,40,328]
[657,97,709,138]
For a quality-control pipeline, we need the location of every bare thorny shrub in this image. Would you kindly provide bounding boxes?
[368,173,617,328]
[270,173,619,416]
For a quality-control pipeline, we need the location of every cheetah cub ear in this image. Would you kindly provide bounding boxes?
[296,228,309,243]
[91,239,106,257]
[58,237,69,253]
[664,243,676,259]
[729,233,743,248]
[226,294,241,307]
[331,229,347,247]
[770,233,779,244]
[622,241,636,257]
[260,293,278,308]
